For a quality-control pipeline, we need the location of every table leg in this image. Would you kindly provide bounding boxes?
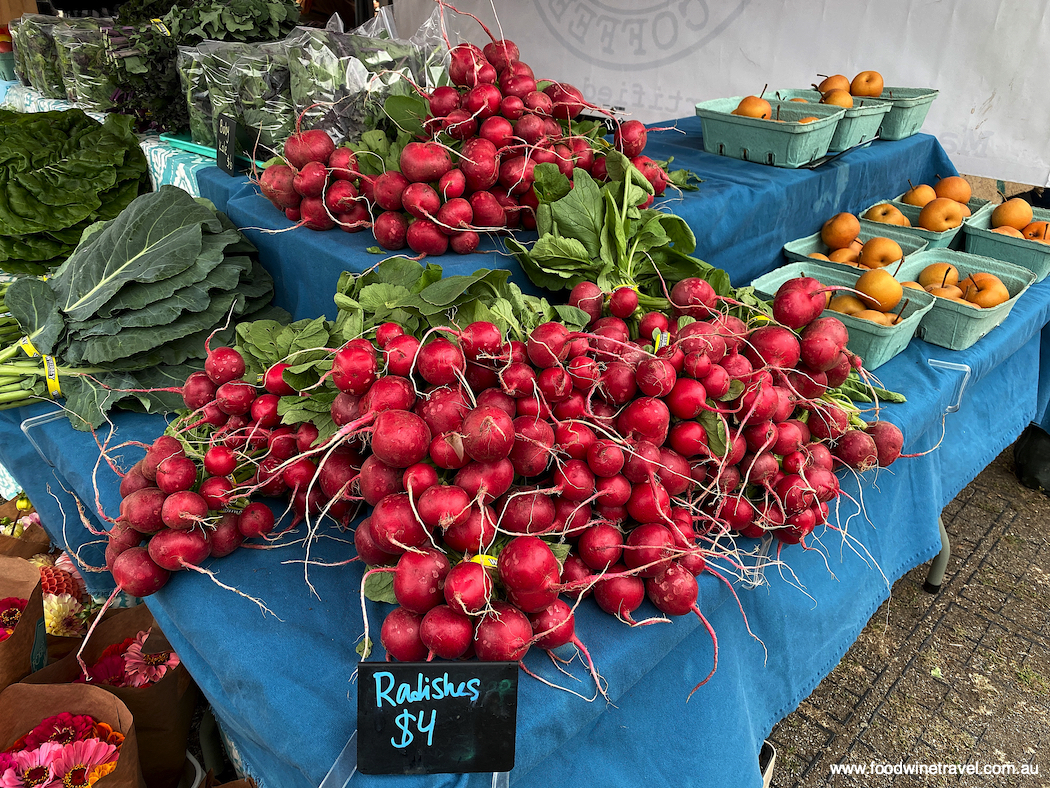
[923,517,951,593]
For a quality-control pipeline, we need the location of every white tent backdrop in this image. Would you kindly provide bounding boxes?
[394,0,1050,187]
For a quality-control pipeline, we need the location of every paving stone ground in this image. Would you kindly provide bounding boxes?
[768,446,1050,787]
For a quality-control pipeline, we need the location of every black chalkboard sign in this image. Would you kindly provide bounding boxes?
[216,113,238,175]
[357,662,518,775]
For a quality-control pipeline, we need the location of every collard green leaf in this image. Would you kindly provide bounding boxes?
[50,186,223,321]
[5,277,66,356]
[60,371,141,431]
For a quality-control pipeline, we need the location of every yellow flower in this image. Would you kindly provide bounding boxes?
[44,593,84,637]
[87,760,118,784]
[28,552,56,569]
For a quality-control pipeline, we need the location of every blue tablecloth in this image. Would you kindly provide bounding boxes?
[3,124,1049,788]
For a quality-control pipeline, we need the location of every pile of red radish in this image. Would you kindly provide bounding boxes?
[103,273,904,692]
[257,19,671,256]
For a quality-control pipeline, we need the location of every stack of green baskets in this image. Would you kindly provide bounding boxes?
[751,261,935,370]
[694,97,845,168]
[894,249,1036,350]
[770,89,891,152]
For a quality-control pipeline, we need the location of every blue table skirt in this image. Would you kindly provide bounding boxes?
[2,123,1048,788]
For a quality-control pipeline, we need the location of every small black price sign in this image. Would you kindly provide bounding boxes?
[357,662,518,775]
[216,113,238,175]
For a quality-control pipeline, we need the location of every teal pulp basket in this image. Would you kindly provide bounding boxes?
[876,87,939,140]
[963,205,1050,283]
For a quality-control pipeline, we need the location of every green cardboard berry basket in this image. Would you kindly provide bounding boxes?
[770,89,891,152]
[963,205,1050,282]
[893,249,1036,350]
[750,261,934,370]
[859,198,992,249]
[783,223,927,265]
[876,87,939,140]
[694,97,845,168]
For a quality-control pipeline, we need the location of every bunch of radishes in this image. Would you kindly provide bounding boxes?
[257,28,670,255]
[104,273,904,690]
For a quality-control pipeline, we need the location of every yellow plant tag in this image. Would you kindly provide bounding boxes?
[17,336,40,357]
[42,355,61,398]
[469,554,497,569]
[150,18,172,36]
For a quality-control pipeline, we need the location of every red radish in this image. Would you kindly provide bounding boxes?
[435,198,473,235]
[293,160,327,199]
[865,421,904,467]
[198,476,233,510]
[393,548,451,614]
[616,397,670,446]
[461,405,516,462]
[451,231,481,255]
[110,547,170,597]
[483,39,519,72]
[299,197,334,231]
[205,347,245,386]
[464,83,502,119]
[208,513,244,558]
[534,366,570,403]
[527,322,570,368]
[544,82,585,120]
[416,338,466,387]
[499,95,525,119]
[420,605,474,659]
[459,138,499,192]
[374,323,404,349]
[406,219,449,256]
[772,278,825,329]
[587,439,625,477]
[567,356,601,390]
[263,364,295,396]
[372,492,435,554]
[670,278,717,318]
[453,455,514,506]
[417,484,471,530]
[373,171,410,211]
[160,490,208,531]
[296,423,320,452]
[569,281,603,323]
[593,566,645,621]
[260,164,301,209]
[284,129,334,170]
[121,487,168,534]
[318,452,360,500]
[553,459,595,502]
[415,385,471,435]
[239,502,275,542]
[497,535,561,613]
[614,119,648,158]
[429,85,461,116]
[148,528,210,572]
[475,601,532,661]
[119,463,153,498]
[324,180,359,215]
[328,147,358,180]
[508,417,555,477]
[554,421,597,460]
[746,326,801,370]
[359,456,403,506]
[624,523,676,577]
[354,517,398,566]
[400,142,453,184]
[384,334,421,377]
[443,560,493,615]
[498,487,556,535]
[632,156,669,196]
[626,479,672,524]
[381,606,428,661]
[524,90,553,115]
[443,504,497,554]
[444,109,478,140]
[215,381,256,416]
[374,211,408,250]
[154,455,197,494]
[479,115,514,149]
[578,522,623,570]
[833,429,879,472]
[371,410,431,469]
[469,191,506,228]
[438,168,466,200]
[807,405,850,441]
[183,371,218,411]
[595,474,632,507]
[622,441,661,483]
[403,463,439,498]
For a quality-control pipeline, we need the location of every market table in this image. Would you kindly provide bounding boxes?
[2,121,1049,788]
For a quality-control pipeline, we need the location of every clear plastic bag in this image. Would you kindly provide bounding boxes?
[177,46,215,147]
[230,40,295,153]
[53,19,114,108]
[286,8,448,146]
[197,40,254,142]
[9,19,32,88]
[18,14,67,99]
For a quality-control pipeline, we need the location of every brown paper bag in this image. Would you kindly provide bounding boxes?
[0,555,47,692]
[0,682,146,787]
[23,604,198,788]
[205,775,257,788]
[0,521,52,559]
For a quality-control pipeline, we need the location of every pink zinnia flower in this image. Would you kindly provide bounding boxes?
[123,629,179,688]
[0,742,62,787]
[22,715,96,750]
[48,740,118,788]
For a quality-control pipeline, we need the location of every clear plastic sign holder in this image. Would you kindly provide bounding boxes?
[20,410,68,467]
[927,359,971,414]
[318,732,510,788]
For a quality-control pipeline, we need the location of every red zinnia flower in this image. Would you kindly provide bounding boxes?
[21,714,97,750]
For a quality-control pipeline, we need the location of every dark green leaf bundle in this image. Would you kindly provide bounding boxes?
[8,19,33,88]
[161,0,301,46]
[0,185,290,429]
[16,15,66,99]
[0,109,150,275]
[53,20,117,110]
